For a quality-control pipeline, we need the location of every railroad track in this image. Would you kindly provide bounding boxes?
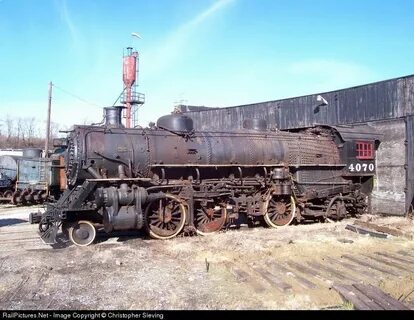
[0,222,47,252]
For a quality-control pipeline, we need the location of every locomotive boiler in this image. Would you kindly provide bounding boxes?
[35,107,381,246]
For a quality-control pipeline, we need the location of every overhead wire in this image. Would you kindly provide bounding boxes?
[52,83,102,108]
[52,83,128,125]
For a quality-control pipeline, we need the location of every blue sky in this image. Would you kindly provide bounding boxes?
[0,0,413,130]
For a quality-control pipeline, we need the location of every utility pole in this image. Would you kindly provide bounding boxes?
[44,81,52,158]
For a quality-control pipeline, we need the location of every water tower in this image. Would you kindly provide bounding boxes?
[121,47,145,128]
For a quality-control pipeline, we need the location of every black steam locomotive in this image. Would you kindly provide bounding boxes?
[34,107,381,246]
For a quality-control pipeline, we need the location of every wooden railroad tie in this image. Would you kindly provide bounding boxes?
[332,283,412,310]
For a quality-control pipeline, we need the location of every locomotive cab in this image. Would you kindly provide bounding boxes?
[331,124,382,195]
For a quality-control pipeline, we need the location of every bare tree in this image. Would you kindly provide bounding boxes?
[20,117,37,147]
[5,116,14,143]
[16,117,24,147]
[50,121,60,139]
[0,115,62,149]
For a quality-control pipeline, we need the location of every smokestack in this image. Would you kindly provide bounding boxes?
[104,107,124,128]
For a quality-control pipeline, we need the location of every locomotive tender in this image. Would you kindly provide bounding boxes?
[0,148,63,205]
[35,107,381,246]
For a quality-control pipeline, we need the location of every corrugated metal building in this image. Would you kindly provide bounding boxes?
[177,74,414,215]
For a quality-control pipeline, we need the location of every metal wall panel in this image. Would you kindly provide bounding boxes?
[405,115,414,213]
[182,75,414,131]
[369,120,406,215]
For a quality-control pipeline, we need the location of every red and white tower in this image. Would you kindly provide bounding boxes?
[121,47,145,128]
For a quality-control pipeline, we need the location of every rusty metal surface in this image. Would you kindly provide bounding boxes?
[67,125,343,186]
[195,203,226,234]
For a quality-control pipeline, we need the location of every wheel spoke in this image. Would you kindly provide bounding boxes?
[264,195,295,228]
[195,203,226,235]
[171,217,182,223]
[145,195,186,239]
[213,212,221,219]
[154,221,162,227]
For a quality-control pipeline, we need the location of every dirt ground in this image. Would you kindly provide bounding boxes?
[0,204,413,310]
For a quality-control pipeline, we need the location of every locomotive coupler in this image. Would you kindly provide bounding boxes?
[29,211,42,224]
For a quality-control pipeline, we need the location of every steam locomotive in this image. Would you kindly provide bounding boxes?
[34,107,381,246]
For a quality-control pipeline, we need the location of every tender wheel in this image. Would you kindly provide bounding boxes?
[263,195,296,228]
[11,191,21,205]
[33,190,43,203]
[4,190,13,198]
[24,189,35,203]
[145,194,186,239]
[68,220,96,246]
[195,202,227,235]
